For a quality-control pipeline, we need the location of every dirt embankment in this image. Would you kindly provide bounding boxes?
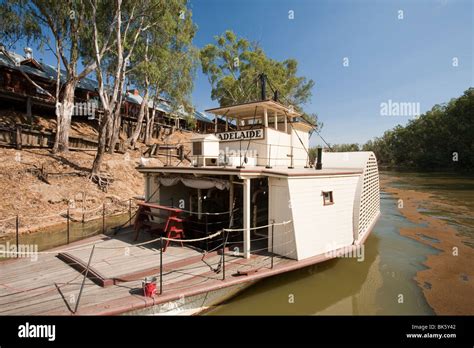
[0,113,194,235]
[379,175,474,315]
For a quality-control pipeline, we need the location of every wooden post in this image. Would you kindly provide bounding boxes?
[82,192,85,224]
[102,203,105,233]
[15,215,19,258]
[26,97,32,125]
[222,231,226,280]
[160,236,163,295]
[284,113,288,133]
[205,213,209,251]
[225,115,229,131]
[274,111,277,130]
[266,144,272,169]
[15,125,22,150]
[243,178,251,259]
[197,188,202,220]
[228,175,234,225]
[288,129,294,169]
[263,107,268,128]
[214,115,218,133]
[67,207,70,244]
[271,223,274,269]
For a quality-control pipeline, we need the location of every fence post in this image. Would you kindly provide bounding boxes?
[15,215,19,258]
[128,198,132,227]
[67,207,70,244]
[205,214,209,251]
[271,223,274,269]
[160,236,163,295]
[15,125,22,150]
[82,192,85,224]
[222,231,226,280]
[74,245,95,314]
[102,203,105,234]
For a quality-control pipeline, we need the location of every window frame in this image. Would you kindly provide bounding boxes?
[322,191,334,206]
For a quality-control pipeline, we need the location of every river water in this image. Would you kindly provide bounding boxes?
[207,172,474,315]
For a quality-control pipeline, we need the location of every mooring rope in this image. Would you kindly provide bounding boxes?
[223,220,291,232]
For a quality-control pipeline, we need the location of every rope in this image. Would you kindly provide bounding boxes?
[285,110,310,167]
[223,220,291,232]
[265,75,333,151]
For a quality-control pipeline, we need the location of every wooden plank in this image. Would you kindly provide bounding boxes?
[56,252,113,287]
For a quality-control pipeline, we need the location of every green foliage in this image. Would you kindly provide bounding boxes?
[200,30,315,110]
[308,147,318,164]
[127,0,197,107]
[0,1,41,49]
[329,143,361,152]
[308,143,360,164]
[184,112,196,130]
[362,88,474,171]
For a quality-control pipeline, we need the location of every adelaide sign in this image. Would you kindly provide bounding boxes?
[217,129,264,142]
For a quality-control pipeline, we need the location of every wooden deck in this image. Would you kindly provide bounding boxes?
[0,226,361,315]
[0,229,293,315]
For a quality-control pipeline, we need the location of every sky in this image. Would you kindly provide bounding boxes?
[8,0,472,147]
[189,0,473,147]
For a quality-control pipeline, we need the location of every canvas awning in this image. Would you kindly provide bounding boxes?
[157,176,229,190]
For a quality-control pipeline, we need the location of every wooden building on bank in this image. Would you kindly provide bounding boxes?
[0,48,214,145]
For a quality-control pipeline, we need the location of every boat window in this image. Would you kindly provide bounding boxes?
[322,191,334,205]
[193,142,202,156]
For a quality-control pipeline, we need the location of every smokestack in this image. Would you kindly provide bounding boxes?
[259,73,266,101]
[316,147,323,170]
[273,90,279,102]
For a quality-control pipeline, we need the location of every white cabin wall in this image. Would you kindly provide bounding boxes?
[291,129,310,167]
[287,175,360,260]
[268,177,298,259]
[219,140,267,166]
[266,128,291,167]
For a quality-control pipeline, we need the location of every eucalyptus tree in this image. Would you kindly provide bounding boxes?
[124,0,197,147]
[200,30,315,112]
[0,0,100,153]
[88,0,196,174]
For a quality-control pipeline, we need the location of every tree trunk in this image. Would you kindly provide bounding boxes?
[91,112,110,174]
[128,89,149,147]
[144,107,152,145]
[53,81,76,153]
[146,108,156,144]
[108,106,122,154]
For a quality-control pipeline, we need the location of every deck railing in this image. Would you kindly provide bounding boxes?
[0,202,293,314]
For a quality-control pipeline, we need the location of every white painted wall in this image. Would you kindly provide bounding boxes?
[216,127,309,167]
[268,177,298,259]
[291,129,310,167]
[268,174,361,260]
[266,128,291,167]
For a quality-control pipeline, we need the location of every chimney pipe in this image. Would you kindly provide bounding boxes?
[316,147,323,170]
[259,73,266,101]
[273,90,279,102]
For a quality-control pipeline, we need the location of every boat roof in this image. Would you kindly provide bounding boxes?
[205,99,302,119]
[137,165,362,178]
